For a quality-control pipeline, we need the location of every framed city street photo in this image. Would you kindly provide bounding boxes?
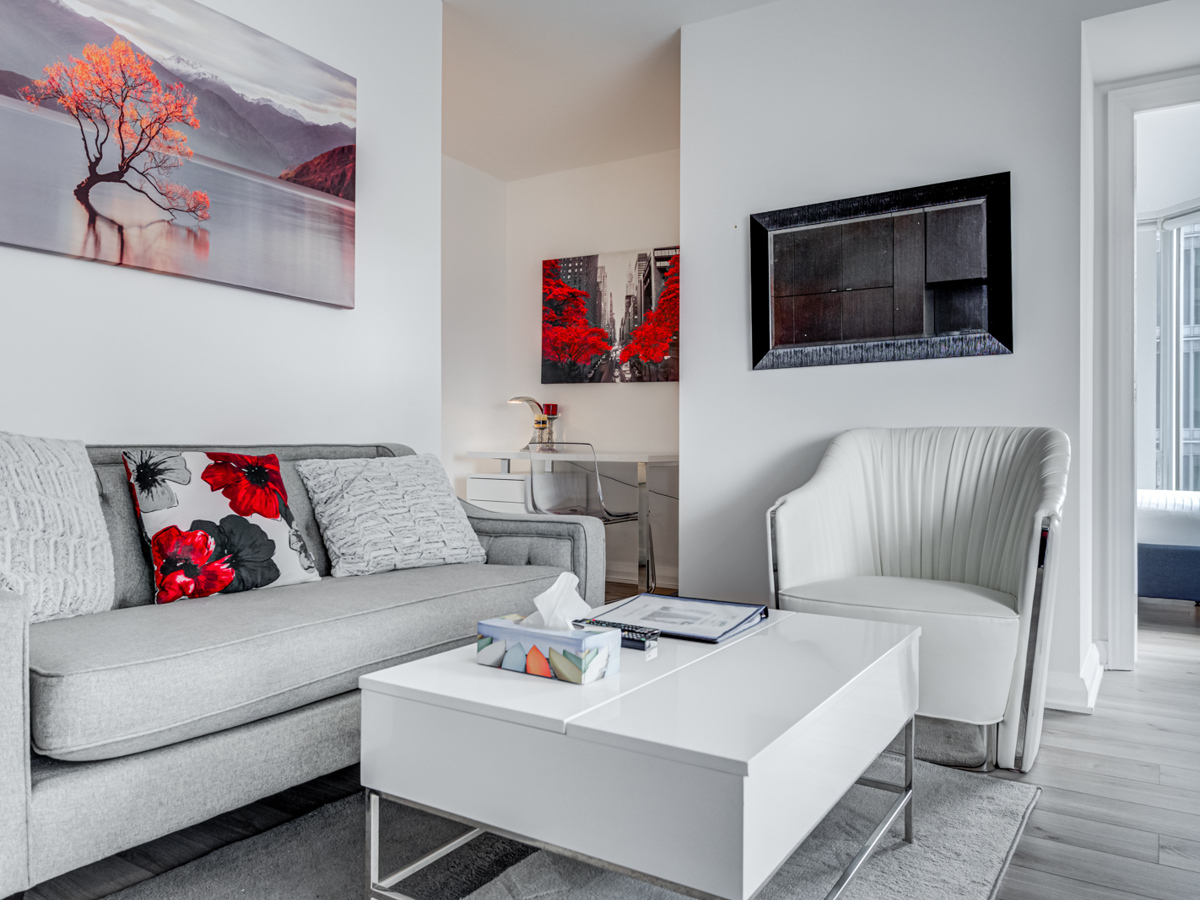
[542,247,679,383]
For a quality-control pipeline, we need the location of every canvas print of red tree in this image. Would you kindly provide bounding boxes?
[542,248,680,383]
[0,0,356,307]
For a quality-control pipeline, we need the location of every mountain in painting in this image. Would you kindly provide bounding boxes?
[0,0,355,182]
[0,0,115,82]
[0,69,31,100]
[280,145,355,201]
[161,56,356,170]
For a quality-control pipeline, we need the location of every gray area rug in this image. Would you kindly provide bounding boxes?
[103,757,1036,900]
[901,715,988,767]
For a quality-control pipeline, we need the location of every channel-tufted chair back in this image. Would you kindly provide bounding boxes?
[774,426,1070,606]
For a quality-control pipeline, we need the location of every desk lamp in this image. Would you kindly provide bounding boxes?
[508,396,545,448]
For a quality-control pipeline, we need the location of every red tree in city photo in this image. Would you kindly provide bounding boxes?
[621,253,679,370]
[542,259,612,379]
[22,38,210,226]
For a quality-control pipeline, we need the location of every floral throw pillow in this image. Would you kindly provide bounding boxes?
[122,450,320,604]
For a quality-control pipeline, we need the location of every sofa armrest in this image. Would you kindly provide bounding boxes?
[462,501,605,608]
[0,587,30,895]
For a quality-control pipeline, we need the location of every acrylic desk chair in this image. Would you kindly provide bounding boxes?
[528,441,656,594]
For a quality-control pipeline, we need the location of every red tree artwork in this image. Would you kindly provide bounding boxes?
[542,259,612,379]
[22,38,210,225]
[620,253,679,371]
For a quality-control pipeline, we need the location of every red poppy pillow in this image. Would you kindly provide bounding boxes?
[122,450,320,604]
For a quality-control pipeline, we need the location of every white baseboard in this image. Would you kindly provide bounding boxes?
[606,561,679,590]
[1044,642,1104,714]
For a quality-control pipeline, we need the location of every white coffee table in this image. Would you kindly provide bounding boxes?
[360,610,919,900]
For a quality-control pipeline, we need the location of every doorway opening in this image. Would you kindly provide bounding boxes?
[1086,11,1200,676]
[1133,101,1200,630]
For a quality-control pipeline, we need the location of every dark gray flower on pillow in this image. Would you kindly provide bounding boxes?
[289,529,316,571]
[123,450,191,513]
[192,515,280,594]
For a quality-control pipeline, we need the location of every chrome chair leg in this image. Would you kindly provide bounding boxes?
[904,716,914,842]
[969,723,998,773]
[950,721,998,773]
[982,722,998,772]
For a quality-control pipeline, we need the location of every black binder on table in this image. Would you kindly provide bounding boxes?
[586,593,767,643]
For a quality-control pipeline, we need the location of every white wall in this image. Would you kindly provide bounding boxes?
[679,0,1150,710]
[442,149,681,585]
[442,156,509,489]
[1137,101,1200,213]
[0,0,443,453]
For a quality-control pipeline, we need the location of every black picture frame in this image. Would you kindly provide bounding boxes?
[750,172,1012,370]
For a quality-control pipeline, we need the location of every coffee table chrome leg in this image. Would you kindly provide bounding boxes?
[366,789,483,900]
[827,718,916,900]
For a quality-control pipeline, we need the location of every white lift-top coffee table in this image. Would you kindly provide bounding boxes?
[360,610,919,900]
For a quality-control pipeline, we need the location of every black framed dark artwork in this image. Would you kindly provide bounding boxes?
[750,173,1012,369]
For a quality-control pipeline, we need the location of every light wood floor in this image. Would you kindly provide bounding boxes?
[995,596,1200,900]
[8,590,1197,900]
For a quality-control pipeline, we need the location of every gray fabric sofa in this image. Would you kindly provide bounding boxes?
[0,443,604,896]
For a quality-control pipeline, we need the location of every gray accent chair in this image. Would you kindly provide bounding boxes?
[0,443,604,896]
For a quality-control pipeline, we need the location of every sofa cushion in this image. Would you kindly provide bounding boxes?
[29,563,564,761]
[778,575,1020,724]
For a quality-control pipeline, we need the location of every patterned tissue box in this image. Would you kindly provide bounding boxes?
[476,614,621,684]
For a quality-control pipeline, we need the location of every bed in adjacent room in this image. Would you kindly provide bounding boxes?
[1137,489,1200,603]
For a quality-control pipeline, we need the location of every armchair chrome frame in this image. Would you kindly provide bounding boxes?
[528,441,656,593]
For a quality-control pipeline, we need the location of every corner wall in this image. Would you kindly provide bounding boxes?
[679,0,1149,710]
[442,149,681,585]
[442,156,509,489]
[0,0,443,454]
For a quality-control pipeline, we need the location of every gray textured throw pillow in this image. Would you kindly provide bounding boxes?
[0,431,115,622]
[295,454,486,577]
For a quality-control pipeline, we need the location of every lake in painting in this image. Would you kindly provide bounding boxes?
[0,99,354,306]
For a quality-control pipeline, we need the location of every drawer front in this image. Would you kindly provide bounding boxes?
[467,475,528,503]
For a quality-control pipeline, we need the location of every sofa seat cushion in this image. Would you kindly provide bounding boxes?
[29,564,565,761]
[778,575,1020,725]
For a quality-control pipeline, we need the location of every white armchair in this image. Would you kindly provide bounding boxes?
[767,426,1070,772]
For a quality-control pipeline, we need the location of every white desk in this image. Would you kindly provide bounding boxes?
[465,449,679,468]
[466,450,679,593]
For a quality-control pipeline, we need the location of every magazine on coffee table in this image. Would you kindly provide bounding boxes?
[591,594,767,643]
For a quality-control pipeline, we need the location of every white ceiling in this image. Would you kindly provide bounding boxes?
[442,0,777,181]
